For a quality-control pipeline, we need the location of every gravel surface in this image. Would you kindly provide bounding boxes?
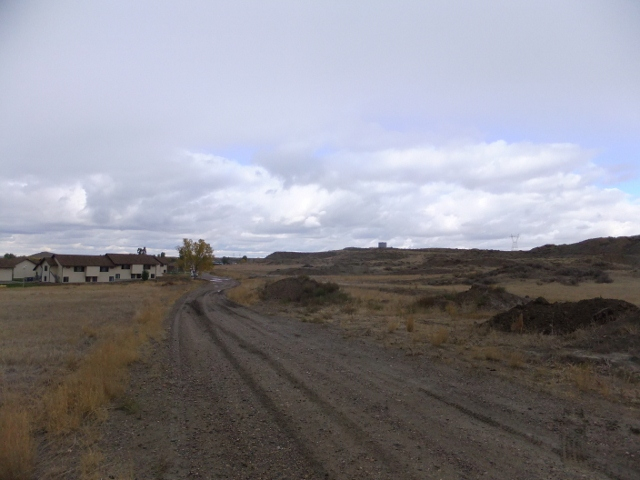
[99,279,640,479]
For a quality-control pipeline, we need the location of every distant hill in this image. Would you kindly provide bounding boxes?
[530,235,640,256]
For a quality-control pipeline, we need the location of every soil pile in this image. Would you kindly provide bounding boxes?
[453,284,527,310]
[566,312,640,355]
[261,276,345,304]
[484,297,640,335]
[415,285,526,312]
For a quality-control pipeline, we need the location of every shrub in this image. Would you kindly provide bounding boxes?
[594,271,613,284]
[405,316,415,332]
[415,295,440,309]
[445,302,458,317]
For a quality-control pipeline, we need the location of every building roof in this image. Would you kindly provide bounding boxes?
[30,251,55,258]
[49,254,116,267]
[105,254,162,266]
[0,256,37,269]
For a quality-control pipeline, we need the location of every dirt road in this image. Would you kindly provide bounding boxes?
[100,280,640,479]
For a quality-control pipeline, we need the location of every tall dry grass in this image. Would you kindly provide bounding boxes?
[0,402,33,480]
[42,303,167,434]
[0,282,194,477]
[226,278,265,305]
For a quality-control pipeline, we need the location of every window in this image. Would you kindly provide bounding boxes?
[150,274,155,279]
[74,266,85,272]
[44,276,47,282]
[85,276,97,283]
[109,276,114,282]
[115,273,120,279]
[44,265,48,271]
[143,264,151,270]
[63,277,69,283]
[100,266,109,272]
[122,264,130,269]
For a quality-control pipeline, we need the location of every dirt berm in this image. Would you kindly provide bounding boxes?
[261,275,344,304]
[484,297,640,335]
[451,284,527,310]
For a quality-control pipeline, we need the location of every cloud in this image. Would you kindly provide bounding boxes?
[0,2,639,255]
[2,142,638,256]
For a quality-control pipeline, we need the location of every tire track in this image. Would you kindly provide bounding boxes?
[193,288,617,479]
[192,295,414,478]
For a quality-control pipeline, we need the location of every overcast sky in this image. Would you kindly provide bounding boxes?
[1,1,639,257]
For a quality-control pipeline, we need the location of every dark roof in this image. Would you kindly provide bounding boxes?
[105,254,161,266]
[30,251,55,258]
[50,254,116,267]
[0,256,36,268]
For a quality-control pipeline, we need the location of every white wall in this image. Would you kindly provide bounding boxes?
[61,267,86,283]
[0,268,12,282]
[12,259,36,279]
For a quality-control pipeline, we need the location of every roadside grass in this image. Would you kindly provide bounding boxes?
[0,400,33,480]
[0,281,195,478]
[41,303,165,435]
[226,279,264,305]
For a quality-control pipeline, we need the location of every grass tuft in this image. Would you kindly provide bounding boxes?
[0,403,34,480]
[507,351,525,368]
[445,303,458,317]
[387,319,399,333]
[429,327,449,346]
[405,316,415,332]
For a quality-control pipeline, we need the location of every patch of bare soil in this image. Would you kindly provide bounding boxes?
[484,297,640,335]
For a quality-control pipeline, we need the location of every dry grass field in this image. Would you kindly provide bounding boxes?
[0,278,196,480]
[216,249,640,407]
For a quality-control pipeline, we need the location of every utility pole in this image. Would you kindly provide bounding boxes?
[511,234,520,251]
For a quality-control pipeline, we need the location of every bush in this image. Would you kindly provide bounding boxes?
[141,270,149,281]
[594,271,613,284]
[414,295,444,310]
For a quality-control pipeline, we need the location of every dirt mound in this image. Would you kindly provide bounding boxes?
[414,285,526,312]
[261,276,345,304]
[567,312,640,355]
[484,297,640,335]
[453,284,527,310]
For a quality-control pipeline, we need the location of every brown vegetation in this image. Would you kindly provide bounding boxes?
[220,241,640,405]
[0,280,196,478]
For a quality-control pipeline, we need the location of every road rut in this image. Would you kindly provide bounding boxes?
[100,280,640,479]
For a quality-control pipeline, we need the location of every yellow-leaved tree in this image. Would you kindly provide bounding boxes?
[176,238,214,276]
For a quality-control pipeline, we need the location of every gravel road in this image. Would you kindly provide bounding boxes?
[100,280,640,479]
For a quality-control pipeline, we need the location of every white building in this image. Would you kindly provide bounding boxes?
[0,256,37,282]
[33,253,166,283]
